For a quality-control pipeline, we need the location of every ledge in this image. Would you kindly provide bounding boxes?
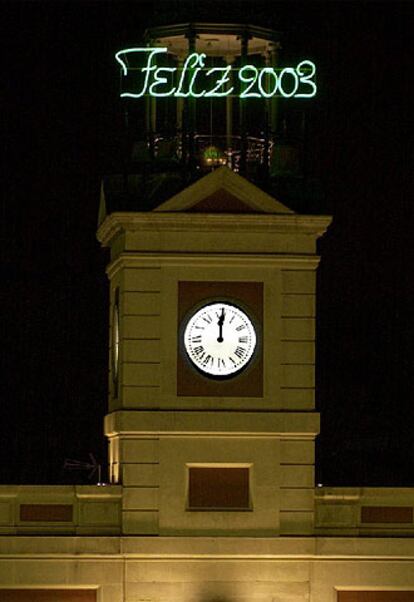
[104,410,320,438]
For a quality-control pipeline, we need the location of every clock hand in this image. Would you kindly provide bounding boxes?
[217,307,225,342]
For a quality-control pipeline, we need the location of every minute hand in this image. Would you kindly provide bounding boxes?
[217,309,225,342]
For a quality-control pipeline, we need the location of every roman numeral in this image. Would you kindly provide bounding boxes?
[229,356,236,365]
[202,354,213,366]
[202,314,212,324]
[234,346,247,359]
[236,324,246,331]
[192,335,202,343]
[193,345,204,356]
[218,358,226,369]
[238,336,248,343]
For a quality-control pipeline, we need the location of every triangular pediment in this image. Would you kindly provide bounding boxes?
[153,166,293,214]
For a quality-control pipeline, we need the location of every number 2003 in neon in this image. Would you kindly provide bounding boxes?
[115,47,317,99]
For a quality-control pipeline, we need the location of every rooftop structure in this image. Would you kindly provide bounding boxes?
[108,23,313,213]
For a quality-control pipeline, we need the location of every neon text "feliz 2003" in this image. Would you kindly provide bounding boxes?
[115,47,317,99]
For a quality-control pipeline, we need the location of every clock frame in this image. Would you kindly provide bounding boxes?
[183,301,257,378]
[177,281,263,397]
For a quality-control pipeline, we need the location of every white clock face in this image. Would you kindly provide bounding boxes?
[183,302,257,377]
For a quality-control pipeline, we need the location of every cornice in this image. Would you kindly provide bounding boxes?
[97,212,332,247]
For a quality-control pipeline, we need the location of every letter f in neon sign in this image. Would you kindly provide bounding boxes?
[115,47,168,98]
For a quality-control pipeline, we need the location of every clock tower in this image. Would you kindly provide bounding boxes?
[97,165,331,536]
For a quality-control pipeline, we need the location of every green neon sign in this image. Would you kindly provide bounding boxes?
[115,47,317,99]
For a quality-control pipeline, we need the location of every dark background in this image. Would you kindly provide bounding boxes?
[2,1,413,485]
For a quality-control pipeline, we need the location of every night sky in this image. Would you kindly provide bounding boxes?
[2,1,414,486]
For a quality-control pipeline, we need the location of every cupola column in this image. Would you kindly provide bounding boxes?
[186,27,197,171]
[239,29,250,175]
[176,56,184,133]
[226,55,235,164]
[262,51,273,180]
[145,38,156,159]
[270,42,281,140]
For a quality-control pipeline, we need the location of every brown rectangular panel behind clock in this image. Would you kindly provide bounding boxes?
[177,281,263,397]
